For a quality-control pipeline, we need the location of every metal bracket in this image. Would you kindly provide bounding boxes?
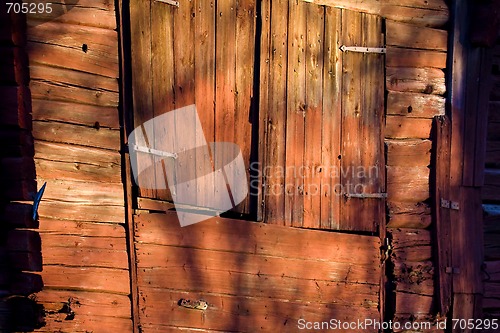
[450,201,460,210]
[340,45,386,54]
[345,192,387,199]
[441,198,459,210]
[441,198,450,208]
[132,144,178,159]
[445,267,461,274]
[154,0,179,7]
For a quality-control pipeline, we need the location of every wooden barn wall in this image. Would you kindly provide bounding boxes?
[0,7,44,332]
[309,0,448,327]
[21,1,132,332]
[483,37,500,325]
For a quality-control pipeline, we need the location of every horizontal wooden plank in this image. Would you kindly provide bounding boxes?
[27,21,118,63]
[27,41,118,78]
[390,228,432,262]
[386,20,447,51]
[27,5,116,30]
[40,233,127,252]
[35,157,122,183]
[386,47,447,68]
[386,67,445,95]
[395,292,434,314]
[388,200,431,215]
[42,246,128,269]
[33,121,120,150]
[137,197,175,212]
[35,314,132,333]
[138,265,379,305]
[134,212,381,265]
[36,289,131,319]
[37,178,124,207]
[38,201,124,223]
[136,243,380,285]
[386,139,431,166]
[42,266,130,295]
[29,65,118,93]
[387,92,445,118]
[393,261,434,296]
[9,272,43,295]
[387,166,429,202]
[387,212,431,229]
[385,116,433,139]
[38,217,125,238]
[139,288,379,333]
[304,0,448,27]
[483,168,500,201]
[30,80,119,107]
[34,141,121,166]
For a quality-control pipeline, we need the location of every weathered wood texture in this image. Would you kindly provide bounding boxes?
[23,1,131,332]
[135,212,381,332]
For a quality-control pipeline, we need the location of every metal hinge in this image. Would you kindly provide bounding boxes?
[344,192,387,199]
[445,267,461,274]
[154,0,179,7]
[340,45,386,54]
[440,198,459,210]
[132,144,178,159]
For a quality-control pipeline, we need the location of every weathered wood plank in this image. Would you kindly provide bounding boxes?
[35,141,120,167]
[27,42,118,78]
[303,0,449,27]
[29,64,118,93]
[385,116,433,139]
[387,92,445,118]
[38,201,124,223]
[320,7,342,229]
[395,292,434,314]
[387,47,447,68]
[27,6,116,30]
[136,197,175,212]
[32,121,120,151]
[134,212,381,264]
[136,243,380,285]
[391,228,432,262]
[35,289,131,319]
[42,246,128,269]
[36,178,124,207]
[42,266,129,295]
[32,99,119,129]
[302,3,324,228]
[139,288,378,333]
[394,261,434,296]
[35,314,132,333]
[30,80,118,107]
[386,67,446,95]
[264,0,288,223]
[387,212,431,229]
[387,166,429,202]
[38,217,125,238]
[386,20,447,51]
[40,233,127,252]
[386,139,431,167]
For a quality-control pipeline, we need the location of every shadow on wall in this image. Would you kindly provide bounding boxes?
[0,8,45,332]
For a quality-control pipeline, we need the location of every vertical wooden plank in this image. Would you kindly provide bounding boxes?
[284,0,306,227]
[215,0,236,209]
[151,1,175,201]
[264,0,288,224]
[303,3,324,228]
[173,0,196,206]
[130,0,155,198]
[195,0,216,209]
[340,11,384,232]
[434,116,452,315]
[321,7,342,229]
[234,0,256,214]
[257,0,271,221]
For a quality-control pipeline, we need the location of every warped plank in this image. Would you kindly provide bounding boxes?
[387,92,445,118]
[35,141,120,166]
[37,178,124,207]
[391,228,432,262]
[386,67,446,95]
[139,288,378,333]
[387,212,432,229]
[385,116,433,139]
[134,212,380,264]
[33,121,120,150]
[30,80,118,107]
[386,20,447,51]
[38,217,125,238]
[387,166,429,202]
[387,47,447,68]
[42,266,129,295]
[386,139,431,166]
[27,6,116,30]
[32,99,119,128]
[303,0,448,27]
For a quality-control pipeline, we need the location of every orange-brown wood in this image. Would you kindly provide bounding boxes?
[386,67,446,95]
